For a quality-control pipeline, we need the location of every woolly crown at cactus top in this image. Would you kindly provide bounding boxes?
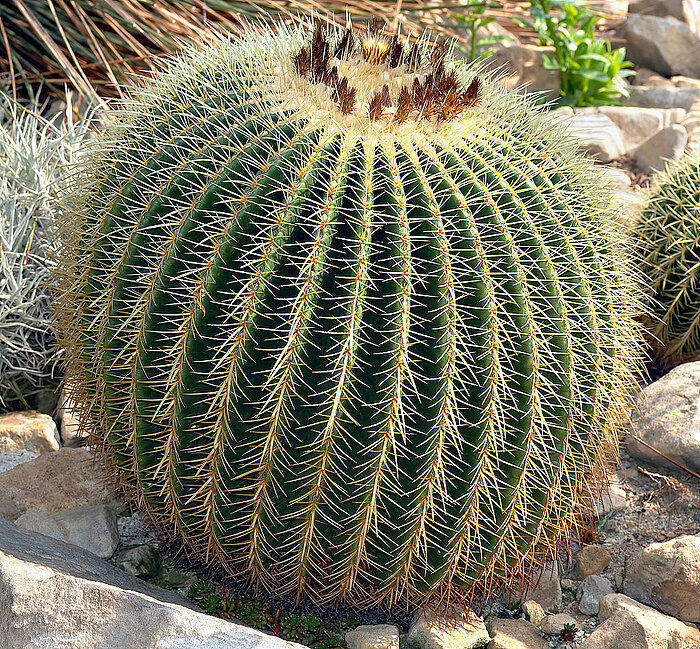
[53,18,644,606]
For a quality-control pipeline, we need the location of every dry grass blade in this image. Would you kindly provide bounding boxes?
[0,0,524,101]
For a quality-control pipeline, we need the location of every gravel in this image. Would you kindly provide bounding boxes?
[0,449,38,474]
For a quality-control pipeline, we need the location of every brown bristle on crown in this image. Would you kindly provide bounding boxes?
[290,21,480,124]
[389,35,403,68]
[462,77,481,109]
[293,47,311,77]
[368,92,384,121]
[335,28,355,59]
[394,87,413,123]
[406,42,422,72]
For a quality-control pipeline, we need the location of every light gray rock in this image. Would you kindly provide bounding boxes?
[576,545,612,578]
[626,85,700,109]
[601,166,632,189]
[0,410,60,455]
[598,106,664,150]
[485,617,548,649]
[624,535,700,623]
[565,113,626,162]
[624,15,700,78]
[117,543,162,579]
[57,386,88,447]
[578,575,614,615]
[507,563,562,612]
[407,607,490,649]
[16,504,119,559]
[629,0,700,35]
[346,625,400,649]
[540,614,577,636]
[591,477,628,518]
[0,447,122,522]
[633,124,688,172]
[0,518,304,649]
[672,74,700,88]
[628,361,700,474]
[521,600,545,627]
[582,593,700,648]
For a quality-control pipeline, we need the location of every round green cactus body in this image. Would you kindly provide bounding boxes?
[54,20,643,605]
[636,151,700,365]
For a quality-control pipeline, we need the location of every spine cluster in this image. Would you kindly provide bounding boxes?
[292,20,480,122]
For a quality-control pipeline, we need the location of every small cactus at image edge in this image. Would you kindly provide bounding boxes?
[53,18,645,606]
[635,151,700,365]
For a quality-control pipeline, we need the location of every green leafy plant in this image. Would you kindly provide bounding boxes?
[281,613,323,643]
[518,0,634,106]
[316,634,348,649]
[234,598,270,630]
[54,19,644,606]
[0,94,90,409]
[635,151,700,365]
[453,2,509,63]
[187,580,220,610]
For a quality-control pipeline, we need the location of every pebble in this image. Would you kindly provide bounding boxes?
[346,624,400,649]
[540,613,577,636]
[117,544,161,579]
[522,600,546,627]
[575,545,612,578]
[578,575,614,615]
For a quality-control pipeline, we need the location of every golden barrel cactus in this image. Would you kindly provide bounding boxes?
[53,20,644,606]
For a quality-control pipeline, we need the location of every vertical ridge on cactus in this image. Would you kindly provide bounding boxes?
[635,151,700,365]
[52,19,645,606]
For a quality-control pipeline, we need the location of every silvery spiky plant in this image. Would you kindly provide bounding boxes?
[53,19,644,606]
[0,96,90,408]
[636,151,700,365]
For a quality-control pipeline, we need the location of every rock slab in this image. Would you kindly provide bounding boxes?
[624,535,700,623]
[0,518,304,649]
[582,593,700,648]
[0,447,122,522]
[624,15,700,78]
[15,504,119,559]
[0,411,60,455]
[633,124,688,173]
[407,607,490,649]
[628,361,700,474]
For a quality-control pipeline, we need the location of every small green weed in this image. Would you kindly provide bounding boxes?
[453,1,510,63]
[517,0,634,106]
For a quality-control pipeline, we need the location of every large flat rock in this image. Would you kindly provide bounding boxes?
[0,518,303,649]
